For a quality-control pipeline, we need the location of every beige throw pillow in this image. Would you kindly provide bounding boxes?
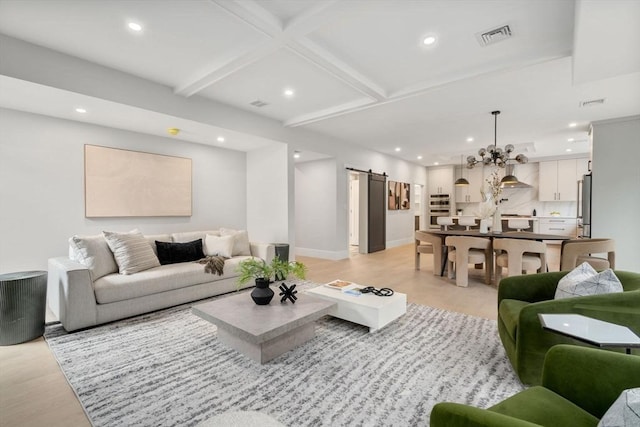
[204,234,234,258]
[219,228,251,256]
[103,229,160,274]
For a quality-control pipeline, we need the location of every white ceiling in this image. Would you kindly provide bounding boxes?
[0,0,639,165]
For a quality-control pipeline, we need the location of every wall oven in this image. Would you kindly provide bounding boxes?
[428,194,451,228]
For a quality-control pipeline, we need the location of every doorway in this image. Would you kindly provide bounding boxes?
[349,172,360,253]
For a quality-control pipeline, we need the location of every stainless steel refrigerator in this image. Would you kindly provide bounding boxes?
[577,173,592,238]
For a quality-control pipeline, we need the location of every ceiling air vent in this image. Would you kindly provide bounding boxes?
[476,25,512,46]
[249,99,269,108]
[579,98,606,107]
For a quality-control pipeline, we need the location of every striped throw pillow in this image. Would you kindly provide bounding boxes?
[103,229,160,274]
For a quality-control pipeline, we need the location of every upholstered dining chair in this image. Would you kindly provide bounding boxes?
[494,238,547,282]
[445,236,492,287]
[458,216,477,230]
[560,238,615,271]
[415,230,441,272]
[436,216,455,230]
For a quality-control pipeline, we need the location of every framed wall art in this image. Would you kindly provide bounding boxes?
[388,181,410,210]
[84,145,192,217]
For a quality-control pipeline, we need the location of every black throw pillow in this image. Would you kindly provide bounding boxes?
[155,239,204,265]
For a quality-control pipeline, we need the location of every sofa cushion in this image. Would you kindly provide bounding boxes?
[145,234,172,256]
[156,239,204,265]
[171,230,219,244]
[69,234,118,281]
[489,386,598,426]
[103,229,160,275]
[499,299,529,343]
[204,234,234,258]
[555,263,623,300]
[93,256,252,304]
[219,228,251,256]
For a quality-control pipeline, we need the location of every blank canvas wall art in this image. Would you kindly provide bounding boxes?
[388,181,410,210]
[85,145,192,217]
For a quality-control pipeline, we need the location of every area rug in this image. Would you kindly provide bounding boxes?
[45,287,524,427]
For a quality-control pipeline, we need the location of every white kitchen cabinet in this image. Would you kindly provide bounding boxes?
[538,159,578,201]
[539,217,577,237]
[428,166,454,195]
[455,166,484,202]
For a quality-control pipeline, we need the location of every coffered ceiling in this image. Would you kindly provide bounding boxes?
[0,0,639,165]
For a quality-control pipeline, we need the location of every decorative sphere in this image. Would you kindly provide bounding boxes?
[483,158,491,165]
[495,147,503,155]
[516,154,529,163]
[478,148,486,156]
[505,144,515,153]
[467,155,476,163]
[487,145,496,153]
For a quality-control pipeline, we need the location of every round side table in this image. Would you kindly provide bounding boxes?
[0,270,48,345]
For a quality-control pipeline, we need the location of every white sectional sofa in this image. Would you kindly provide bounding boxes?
[48,229,275,332]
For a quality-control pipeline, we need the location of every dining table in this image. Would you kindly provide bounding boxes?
[422,229,571,278]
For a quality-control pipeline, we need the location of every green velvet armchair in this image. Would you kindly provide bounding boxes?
[497,270,640,385]
[430,344,640,427]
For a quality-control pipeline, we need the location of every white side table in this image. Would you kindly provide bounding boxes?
[538,313,640,354]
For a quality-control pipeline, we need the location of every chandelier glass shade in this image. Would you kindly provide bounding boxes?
[466,111,528,184]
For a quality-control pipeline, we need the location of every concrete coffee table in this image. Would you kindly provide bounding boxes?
[192,292,335,364]
[306,283,406,332]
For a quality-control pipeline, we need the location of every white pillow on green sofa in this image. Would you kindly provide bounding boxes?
[555,262,623,299]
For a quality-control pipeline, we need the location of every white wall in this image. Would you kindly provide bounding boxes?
[591,115,640,271]
[295,158,340,258]
[0,109,248,273]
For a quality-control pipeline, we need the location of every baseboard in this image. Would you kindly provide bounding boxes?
[295,247,349,260]
[386,237,414,248]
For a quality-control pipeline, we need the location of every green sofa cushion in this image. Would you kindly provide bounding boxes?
[489,386,599,427]
[498,299,528,342]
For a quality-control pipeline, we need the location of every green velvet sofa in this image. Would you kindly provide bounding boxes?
[430,344,640,427]
[497,270,640,385]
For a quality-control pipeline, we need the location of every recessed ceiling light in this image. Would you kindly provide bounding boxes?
[128,22,142,32]
[434,162,439,166]
[293,151,301,159]
[466,137,474,142]
[283,88,295,98]
[568,138,575,142]
[417,155,423,160]
[395,147,401,152]
[566,148,573,152]
[568,122,577,128]
[422,35,437,46]
[217,136,225,143]
[75,107,87,113]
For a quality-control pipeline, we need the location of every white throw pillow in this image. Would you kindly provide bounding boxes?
[69,235,118,281]
[204,234,234,258]
[555,262,623,299]
[103,229,160,275]
[219,228,251,256]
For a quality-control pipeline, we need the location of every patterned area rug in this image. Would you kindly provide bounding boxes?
[45,285,524,427]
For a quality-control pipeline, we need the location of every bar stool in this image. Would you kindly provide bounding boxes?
[437,216,455,230]
[445,236,492,287]
[458,216,477,230]
[507,218,531,232]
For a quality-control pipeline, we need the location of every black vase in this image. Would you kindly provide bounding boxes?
[251,278,274,305]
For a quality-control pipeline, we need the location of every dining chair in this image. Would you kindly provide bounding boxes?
[560,238,615,271]
[458,216,477,230]
[436,216,455,230]
[507,218,531,232]
[493,238,547,282]
[445,236,492,287]
[415,230,436,271]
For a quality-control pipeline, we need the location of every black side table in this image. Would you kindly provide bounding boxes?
[0,270,48,345]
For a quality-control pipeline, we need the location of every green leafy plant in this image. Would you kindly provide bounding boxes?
[236,257,307,287]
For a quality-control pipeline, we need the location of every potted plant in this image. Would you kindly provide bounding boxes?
[236,257,307,305]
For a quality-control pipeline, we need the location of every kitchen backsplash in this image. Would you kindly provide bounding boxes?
[456,163,578,217]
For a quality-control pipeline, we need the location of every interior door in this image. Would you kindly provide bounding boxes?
[368,173,386,253]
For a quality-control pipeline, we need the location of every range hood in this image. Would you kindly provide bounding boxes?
[500,164,532,189]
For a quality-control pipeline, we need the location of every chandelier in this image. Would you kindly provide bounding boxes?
[466,110,528,184]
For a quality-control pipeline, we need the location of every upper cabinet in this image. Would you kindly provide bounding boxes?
[539,159,586,201]
[455,166,484,203]
[428,166,454,195]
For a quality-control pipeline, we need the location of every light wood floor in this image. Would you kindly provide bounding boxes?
[0,243,561,426]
